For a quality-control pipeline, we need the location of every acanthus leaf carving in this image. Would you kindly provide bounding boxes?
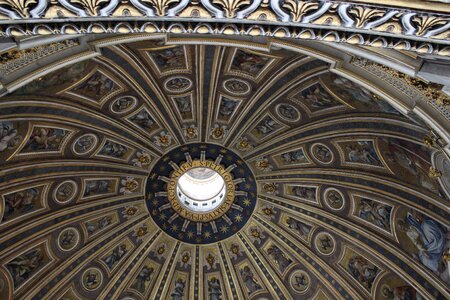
[348,6,385,28]
[281,0,319,23]
[59,0,118,17]
[0,0,37,18]
[211,0,251,18]
[411,15,449,36]
[141,0,181,16]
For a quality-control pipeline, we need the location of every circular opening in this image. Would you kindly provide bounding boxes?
[176,167,226,212]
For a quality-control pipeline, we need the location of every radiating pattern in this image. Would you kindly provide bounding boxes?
[0,39,448,300]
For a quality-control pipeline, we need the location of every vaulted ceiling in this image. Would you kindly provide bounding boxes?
[0,36,449,300]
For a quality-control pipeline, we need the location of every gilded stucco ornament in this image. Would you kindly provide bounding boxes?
[0,1,448,55]
[351,57,450,121]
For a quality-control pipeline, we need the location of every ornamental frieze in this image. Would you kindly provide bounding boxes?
[0,0,448,55]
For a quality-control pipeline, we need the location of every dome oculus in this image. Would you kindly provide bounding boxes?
[176,167,227,212]
[146,143,257,244]
[168,160,235,221]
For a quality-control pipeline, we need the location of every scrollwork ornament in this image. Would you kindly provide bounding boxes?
[281,0,319,23]
[0,0,46,18]
[348,6,385,28]
[211,0,250,18]
[411,15,449,36]
[59,0,118,17]
[140,0,181,16]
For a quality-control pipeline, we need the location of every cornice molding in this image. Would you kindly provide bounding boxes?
[0,0,449,55]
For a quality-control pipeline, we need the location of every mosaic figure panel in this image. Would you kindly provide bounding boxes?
[71,71,119,102]
[128,108,160,134]
[325,74,401,115]
[130,259,160,296]
[21,126,71,154]
[1,185,45,224]
[82,179,117,198]
[286,185,318,203]
[169,272,189,300]
[381,138,442,194]
[323,188,345,211]
[98,140,132,160]
[0,121,24,158]
[72,133,98,155]
[230,49,272,78]
[237,262,264,297]
[147,46,187,72]
[275,103,301,122]
[338,140,384,168]
[111,96,137,114]
[101,241,131,271]
[58,227,80,251]
[223,78,251,96]
[53,180,78,203]
[352,195,393,233]
[263,242,294,275]
[217,96,240,123]
[275,148,309,167]
[250,115,283,141]
[82,267,103,291]
[293,82,345,114]
[339,247,381,293]
[15,61,89,94]
[164,77,192,93]
[173,95,193,121]
[281,214,313,241]
[290,270,311,294]
[315,232,336,256]
[84,213,118,237]
[311,143,334,164]
[5,243,51,290]
[396,211,449,283]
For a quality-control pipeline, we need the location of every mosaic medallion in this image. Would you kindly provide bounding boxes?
[146,143,257,244]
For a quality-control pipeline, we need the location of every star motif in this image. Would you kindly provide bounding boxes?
[152,199,158,206]
[220,149,227,154]
[162,223,168,230]
[196,237,202,243]
[220,225,229,233]
[238,168,245,174]
[159,213,167,221]
[204,231,211,238]
[187,231,194,239]
[171,224,179,232]
[159,165,166,171]
[178,233,184,239]
[243,198,251,206]
[244,183,251,189]
[150,173,157,180]
[152,182,159,189]
[152,209,158,216]
[234,213,243,222]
